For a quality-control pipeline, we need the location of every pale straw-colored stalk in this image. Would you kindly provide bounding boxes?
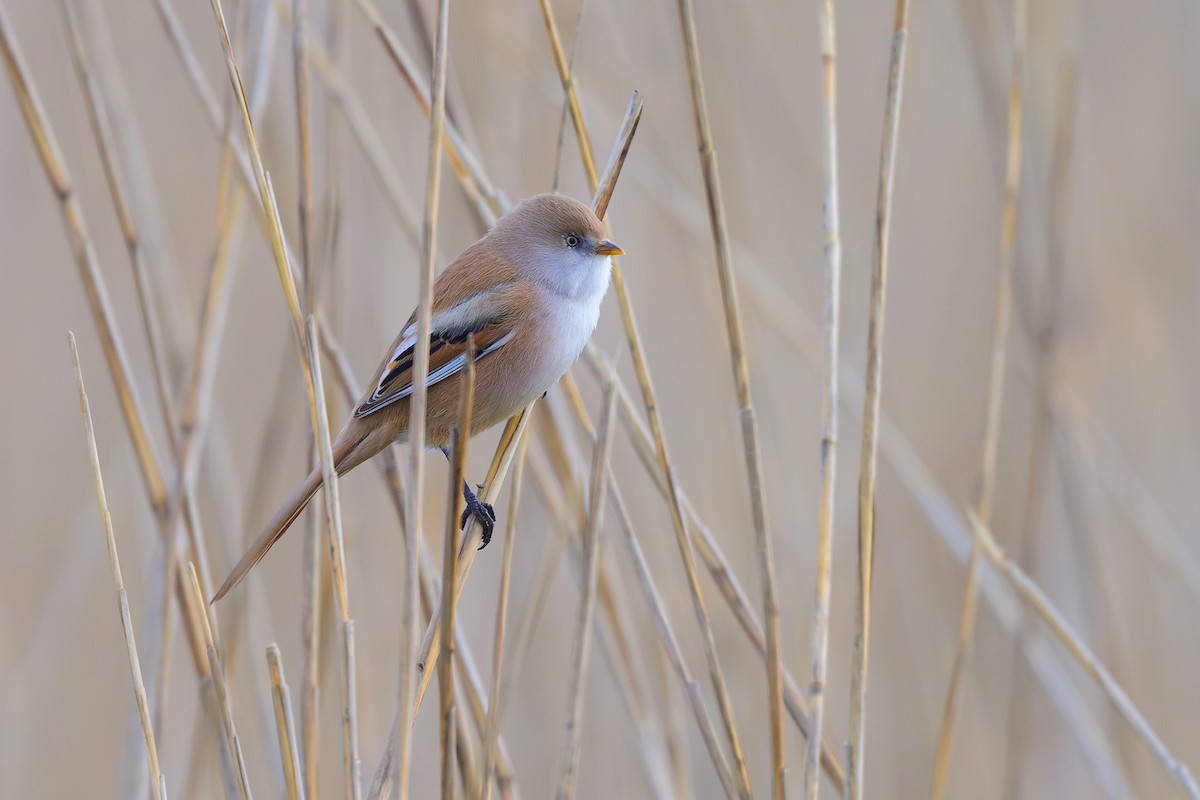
[929,0,1026,795]
[69,332,166,800]
[266,644,306,800]
[394,0,450,795]
[803,0,842,797]
[554,382,619,800]
[846,2,910,796]
[670,0,786,793]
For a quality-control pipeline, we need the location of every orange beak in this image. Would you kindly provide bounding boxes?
[595,239,625,256]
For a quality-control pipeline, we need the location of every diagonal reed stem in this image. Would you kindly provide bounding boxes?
[69,332,166,800]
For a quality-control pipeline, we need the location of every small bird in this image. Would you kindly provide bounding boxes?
[212,193,622,602]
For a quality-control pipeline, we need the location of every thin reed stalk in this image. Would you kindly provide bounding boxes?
[929,1,1026,795]
[69,332,165,800]
[555,382,619,800]
[847,3,910,797]
[187,563,253,800]
[267,644,306,800]
[481,428,529,800]
[671,1,786,794]
[305,315,362,799]
[803,1,842,797]
[440,340,476,800]
[395,0,450,795]
[62,0,178,452]
[534,8,753,790]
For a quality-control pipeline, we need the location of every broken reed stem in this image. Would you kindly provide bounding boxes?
[305,316,361,800]
[846,3,909,797]
[803,1,842,798]
[188,563,253,800]
[929,0,1026,796]
[267,645,306,800]
[966,512,1200,800]
[671,1,786,794]
[555,382,619,800]
[440,339,476,800]
[70,332,165,800]
[481,427,529,800]
[592,92,642,219]
[396,0,450,796]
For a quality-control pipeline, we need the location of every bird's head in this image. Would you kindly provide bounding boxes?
[493,193,623,300]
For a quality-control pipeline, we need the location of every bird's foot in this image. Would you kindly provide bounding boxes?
[460,484,497,547]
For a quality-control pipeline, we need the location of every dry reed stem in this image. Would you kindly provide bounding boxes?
[305,315,362,799]
[292,0,315,309]
[1000,65,1077,791]
[803,1,842,798]
[271,0,420,240]
[846,3,909,797]
[316,333,519,800]
[61,0,178,452]
[582,345,848,791]
[481,428,529,800]
[412,410,532,713]
[671,1,786,793]
[555,382,619,800]
[533,6,752,791]
[0,0,166,524]
[395,0,450,795]
[966,512,1200,799]
[0,0,221,685]
[69,332,166,800]
[538,0,596,190]
[352,0,502,221]
[440,340,476,800]
[206,0,309,362]
[603,467,738,798]
[929,1,1026,794]
[60,0,233,707]
[736,259,1143,797]
[267,644,306,800]
[537,389,676,800]
[188,563,253,800]
[293,0,323,785]
[592,93,642,219]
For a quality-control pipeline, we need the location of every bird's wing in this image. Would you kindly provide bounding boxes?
[353,281,521,418]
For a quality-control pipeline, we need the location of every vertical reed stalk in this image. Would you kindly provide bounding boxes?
[847,2,910,797]
[802,1,842,797]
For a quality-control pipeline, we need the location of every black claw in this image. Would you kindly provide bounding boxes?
[460,482,496,547]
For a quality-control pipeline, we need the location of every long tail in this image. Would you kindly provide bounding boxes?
[212,425,372,603]
[211,466,325,603]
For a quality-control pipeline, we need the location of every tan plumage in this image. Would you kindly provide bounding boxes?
[212,193,621,602]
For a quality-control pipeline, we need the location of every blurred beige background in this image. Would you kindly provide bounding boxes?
[2,0,1199,797]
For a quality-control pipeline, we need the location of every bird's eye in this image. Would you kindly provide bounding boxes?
[564,234,581,248]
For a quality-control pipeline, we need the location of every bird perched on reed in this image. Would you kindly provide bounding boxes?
[212,193,622,602]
